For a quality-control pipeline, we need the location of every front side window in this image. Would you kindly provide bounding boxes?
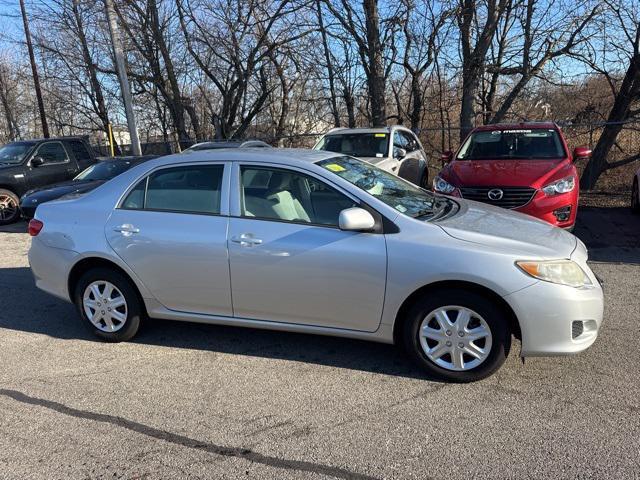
[34,142,68,164]
[315,133,389,158]
[240,166,356,226]
[457,129,565,160]
[121,165,224,214]
[317,156,453,220]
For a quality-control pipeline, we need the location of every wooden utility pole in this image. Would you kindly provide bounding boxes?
[19,0,49,138]
[104,0,141,155]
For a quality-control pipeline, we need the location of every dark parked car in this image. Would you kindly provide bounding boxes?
[0,137,97,224]
[183,140,272,152]
[20,155,157,220]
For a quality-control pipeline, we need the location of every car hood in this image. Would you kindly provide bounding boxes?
[435,199,577,259]
[21,180,104,203]
[445,158,567,187]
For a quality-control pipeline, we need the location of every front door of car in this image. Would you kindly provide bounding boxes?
[27,141,75,187]
[105,163,233,316]
[227,164,387,332]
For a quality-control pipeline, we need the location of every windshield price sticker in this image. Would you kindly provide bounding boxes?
[325,163,346,172]
[374,133,387,137]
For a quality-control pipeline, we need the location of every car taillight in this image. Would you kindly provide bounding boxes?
[28,219,44,236]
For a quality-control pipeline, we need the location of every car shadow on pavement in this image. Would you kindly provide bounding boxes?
[574,206,640,265]
[0,221,28,234]
[0,266,434,381]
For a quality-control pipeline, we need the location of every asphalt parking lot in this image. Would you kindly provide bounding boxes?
[1,207,639,479]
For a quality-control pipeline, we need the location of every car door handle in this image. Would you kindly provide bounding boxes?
[113,224,139,236]
[231,233,263,247]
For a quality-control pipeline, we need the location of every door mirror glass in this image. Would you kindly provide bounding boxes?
[30,156,45,167]
[441,150,454,164]
[394,147,407,159]
[573,146,592,161]
[338,207,375,232]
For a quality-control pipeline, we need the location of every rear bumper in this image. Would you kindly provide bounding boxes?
[28,237,76,302]
[504,277,603,356]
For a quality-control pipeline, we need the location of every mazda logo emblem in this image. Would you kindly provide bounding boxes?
[487,189,504,200]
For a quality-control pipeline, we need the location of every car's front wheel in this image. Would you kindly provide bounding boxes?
[402,289,511,382]
[631,178,640,214]
[0,189,20,225]
[74,268,143,342]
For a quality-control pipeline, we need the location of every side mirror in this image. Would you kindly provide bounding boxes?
[394,147,407,159]
[30,156,45,167]
[573,146,592,161]
[339,207,376,232]
[441,150,454,164]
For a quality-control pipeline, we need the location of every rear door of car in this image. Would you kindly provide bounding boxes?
[226,162,387,332]
[105,162,233,316]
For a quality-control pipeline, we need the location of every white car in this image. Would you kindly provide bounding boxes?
[28,149,603,382]
[314,126,429,188]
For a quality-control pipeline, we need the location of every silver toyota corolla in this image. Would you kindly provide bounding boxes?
[28,149,603,382]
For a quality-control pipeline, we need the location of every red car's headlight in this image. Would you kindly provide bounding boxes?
[542,176,576,195]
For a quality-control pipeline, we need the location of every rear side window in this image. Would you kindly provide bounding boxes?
[68,140,92,161]
[121,165,224,214]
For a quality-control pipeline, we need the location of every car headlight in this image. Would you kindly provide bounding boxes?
[516,260,592,288]
[542,176,575,195]
[433,175,455,194]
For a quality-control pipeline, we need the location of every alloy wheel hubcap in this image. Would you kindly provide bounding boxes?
[83,281,128,332]
[419,306,492,371]
[0,195,17,221]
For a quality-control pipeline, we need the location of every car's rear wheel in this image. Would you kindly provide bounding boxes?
[402,289,511,382]
[74,268,142,342]
[0,189,20,225]
[631,179,640,214]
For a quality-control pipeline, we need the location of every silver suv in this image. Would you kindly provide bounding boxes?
[313,126,429,187]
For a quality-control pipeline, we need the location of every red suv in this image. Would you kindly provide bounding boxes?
[433,123,591,230]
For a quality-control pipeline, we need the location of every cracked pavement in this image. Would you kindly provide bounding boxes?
[1,207,639,479]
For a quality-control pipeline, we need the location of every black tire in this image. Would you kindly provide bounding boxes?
[631,179,640,214]
[74,267,143,342]
[401,289,511,383]
[0,188,20,226]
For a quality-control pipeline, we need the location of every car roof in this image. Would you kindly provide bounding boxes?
[147,148,340,168]
[186,140,271,150]
[323,126,406,135]
[96,155,158,163]
[472,122,559,132]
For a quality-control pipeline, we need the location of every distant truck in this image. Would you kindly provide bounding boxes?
[0,137,97,225]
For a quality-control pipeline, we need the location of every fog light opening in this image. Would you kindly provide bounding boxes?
[571,321,584,339]
[553,206,572,222]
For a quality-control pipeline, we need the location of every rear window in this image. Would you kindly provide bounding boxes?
[457,129,565,160]
[315,133,389,158]
[68,140,92,161]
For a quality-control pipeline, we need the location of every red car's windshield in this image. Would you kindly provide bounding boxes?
[457,129,565,160]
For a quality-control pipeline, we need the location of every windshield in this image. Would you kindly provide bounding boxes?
[317,156,451,219]
[0,142,35,164]
[458,129,565,160]
[74,161,133,181]
[315,133,389,158]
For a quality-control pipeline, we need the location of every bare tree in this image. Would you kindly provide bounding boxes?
[579,0,640,189]
[20,0,49,137]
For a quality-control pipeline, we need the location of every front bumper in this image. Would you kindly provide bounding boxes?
[504,277,603,356]
[514,190,578,229]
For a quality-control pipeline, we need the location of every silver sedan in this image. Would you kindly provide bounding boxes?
[28,149,603,382]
